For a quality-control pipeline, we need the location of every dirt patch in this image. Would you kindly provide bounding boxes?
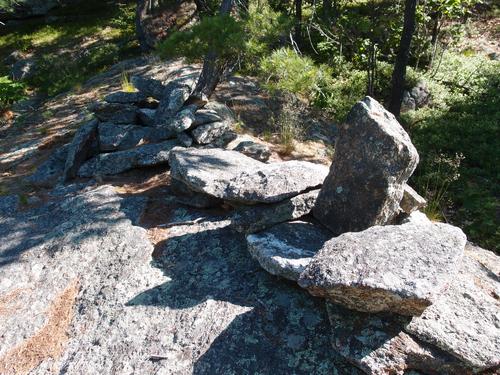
[0,279,79,375]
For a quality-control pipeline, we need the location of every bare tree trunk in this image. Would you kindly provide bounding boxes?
[136,0,154,52]
[388,0,418,117]
[189,0,235,103]
[295,0,302,45]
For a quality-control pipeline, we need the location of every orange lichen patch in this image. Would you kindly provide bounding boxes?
[0,289,25,317]
[0,279,79,375]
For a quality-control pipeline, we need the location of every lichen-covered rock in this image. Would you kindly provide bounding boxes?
[327,303,470,375]
[0,184,356,374]
[78,140,178,177]
[91,102,138,124]
[130,75,165,99]
[313,96,419,235]
[191,121,231,145]
[400,184,427,214]
[154,77,196,125]
[138,108,156,126]
[246,221,331,281]
[232,189,320,233]
[98,123,145,152]
[169,148,328,204]
[26,144,69,187]
[104,91,146,104]
[193,109,222,126]
[405,244,500,371]
[165,105,197,133]
[63,119,99,181]
[234,140,271,162]
[298,215,467,316]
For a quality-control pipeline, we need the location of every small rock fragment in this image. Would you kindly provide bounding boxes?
[246,221,331,281]
[234,140,271,162]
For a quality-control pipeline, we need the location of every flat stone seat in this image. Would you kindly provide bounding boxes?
[169,147,329,204]
[246,221,331,281]
[298,212,467,316]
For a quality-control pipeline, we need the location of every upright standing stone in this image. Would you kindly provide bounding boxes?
[313,97,419,235]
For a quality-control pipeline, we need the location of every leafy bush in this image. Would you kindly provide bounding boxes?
[0,76,25,110]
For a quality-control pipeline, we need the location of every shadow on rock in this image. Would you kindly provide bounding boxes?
[127,221,357,374]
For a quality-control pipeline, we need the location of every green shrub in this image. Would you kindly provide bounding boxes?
[157,14,246,62]
[260,48,333,102]
[405,52,500,251]
[0,76,26,110]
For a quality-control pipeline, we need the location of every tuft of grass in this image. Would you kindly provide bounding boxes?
[120,72,136,93]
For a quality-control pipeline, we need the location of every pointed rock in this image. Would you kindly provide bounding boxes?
[63,119,99,181]
[313,97,419,235]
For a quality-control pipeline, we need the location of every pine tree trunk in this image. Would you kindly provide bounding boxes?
[189,0,235,103]
[295,0,302,45]
[136,0,153,52]
[388,0,418,117]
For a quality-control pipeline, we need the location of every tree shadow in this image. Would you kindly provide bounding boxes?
[127,218,358,374]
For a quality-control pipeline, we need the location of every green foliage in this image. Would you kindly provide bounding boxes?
[0,0,138,96]
[260,48,333,102]
[157,14,246,61]
[0,76,26,110]
[405,52,500,251]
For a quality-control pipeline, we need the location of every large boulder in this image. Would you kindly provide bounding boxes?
[78,140,179,177]
[63,119,99,181]
[298,212,467,316]
[405,244,500,372]
[169,148,329,204]
[246,221,331,281]
[313,97,419,235]
[231,189,320,233]
[98,123,174,152]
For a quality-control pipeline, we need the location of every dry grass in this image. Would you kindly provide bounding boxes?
[0,279,79,375]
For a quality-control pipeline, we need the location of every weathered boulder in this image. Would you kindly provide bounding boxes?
[165,105,197,133]
[137,108,156,126]
[313,96,419,235]
[405,244,500,372]
[25,144,69,187]
[191,121,231,145]
[203,101,235,123]
[104,91,146,104]
[400,185,427,214]
[327,303,470,375]
[154,77,196,125]
[208,130,238,148]
[78,140,179,177]
[298,214,467,316]
[130,75,165,99]
[91,102,137,124]
[246,221,331,281]
[231,189,320,234]
[234,140,271,162]
[169,148,329,204]
[63,119,99,181]
[98,123,145,152]
[193,109,222,126]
